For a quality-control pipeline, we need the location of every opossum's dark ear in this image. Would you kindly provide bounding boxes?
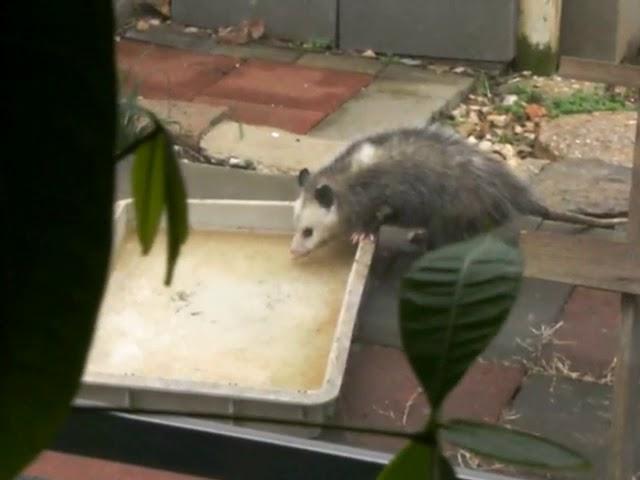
[314,184,334,209]
[297,168,310,187]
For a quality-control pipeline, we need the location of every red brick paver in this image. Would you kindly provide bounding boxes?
[194,96,326,134]
[117,43,372,134]
[23,451,218,480]
[199,59,372,114]
[116,40,241,101]
[542,287,622,377]
[334,344,524,452]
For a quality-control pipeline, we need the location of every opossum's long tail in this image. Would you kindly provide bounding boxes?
[543,209,628,228]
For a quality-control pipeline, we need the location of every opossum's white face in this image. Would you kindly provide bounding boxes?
[290,169,341,258]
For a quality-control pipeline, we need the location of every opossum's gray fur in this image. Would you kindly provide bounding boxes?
[298,124,627,249]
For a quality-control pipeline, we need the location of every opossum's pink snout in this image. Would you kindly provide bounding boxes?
[289,243,310,258]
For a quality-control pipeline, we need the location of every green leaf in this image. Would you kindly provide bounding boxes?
[378,442,457,480]
[441,420,590,471]
[399,235,523,413]
[131,128,167,254]
[163,134,189,285]
[129,122,189,284]
[2,0,117,477]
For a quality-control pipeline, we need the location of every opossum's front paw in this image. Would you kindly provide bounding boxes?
[350,232,376,245]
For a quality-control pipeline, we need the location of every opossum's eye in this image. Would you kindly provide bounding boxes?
[315,184,334,209]
[302,227,313,238]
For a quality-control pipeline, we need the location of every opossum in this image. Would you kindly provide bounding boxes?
[289,124,627,258]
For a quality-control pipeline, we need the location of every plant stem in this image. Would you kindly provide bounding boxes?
[114,123,162,161]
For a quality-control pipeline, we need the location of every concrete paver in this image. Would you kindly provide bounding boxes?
[199,120,345,173]
[210,44,303,63]
[137,98,228,147]
[310,66,473,140]
[122,23,217,54]
[309,90,448,140]
[194,96,327,134]
[378,64,475,96]
[296,52,384,75]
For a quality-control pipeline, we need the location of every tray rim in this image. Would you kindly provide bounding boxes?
[79,199,375,407]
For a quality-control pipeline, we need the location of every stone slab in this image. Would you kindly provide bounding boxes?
[506,375,613,479]
[541,287,622,378]
[116,40,240,101]
[137,98,228,147]
[195,96,327,134]
[309,89,447,140]
[309,67,472,140]
[114,0,135,30]
[536,111,637,167]
[378,64,475,93]
[509,157,551,183]
[122,22,217,54]
[531,157,632,217]
[482,279,574,362]
[333,344,524,452]
[537,218,629,241]
[296,53,384,75]
[339,0,518,62]
[353,232,420,349]
[116,155,298,201]
[210,44,302,63]
[172,0,337,44]
[199,59,372,115]
[199,120,344,174]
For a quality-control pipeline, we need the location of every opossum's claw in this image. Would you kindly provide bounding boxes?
[407,229,430,249]
[351,232,373,244]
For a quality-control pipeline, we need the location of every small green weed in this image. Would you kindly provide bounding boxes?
[474,72,493,97]
[547,90,629,117]
[496,102,526,121]
[508,84,546,105]
[300,37,332,51]
[497,132,516,144]
[496,84,631,119]
[379,53,404,65]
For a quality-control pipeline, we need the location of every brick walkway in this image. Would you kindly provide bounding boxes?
[22,452,218,480]
[118,39,372,134]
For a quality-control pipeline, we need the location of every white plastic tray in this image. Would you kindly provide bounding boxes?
[75,199,375,437]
